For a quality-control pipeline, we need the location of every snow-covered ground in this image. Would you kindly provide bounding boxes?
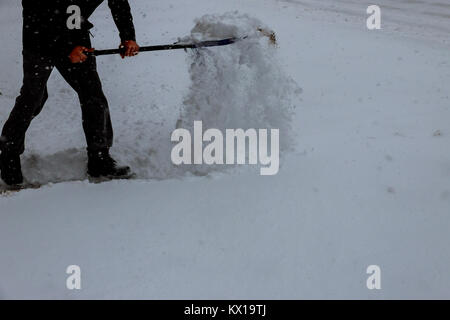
[0,0,450,299]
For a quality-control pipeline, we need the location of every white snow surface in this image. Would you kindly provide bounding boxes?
[0,0,450,299]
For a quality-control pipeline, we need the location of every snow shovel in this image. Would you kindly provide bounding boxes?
[91,37,245,56]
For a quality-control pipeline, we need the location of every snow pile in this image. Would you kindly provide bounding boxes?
[179,12,300,152]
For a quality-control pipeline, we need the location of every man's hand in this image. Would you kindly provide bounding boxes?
[69,46,95,64]
[120,40,140,59]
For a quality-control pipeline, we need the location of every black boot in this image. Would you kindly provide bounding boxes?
[87,148,132,179]
[0,152,24,186]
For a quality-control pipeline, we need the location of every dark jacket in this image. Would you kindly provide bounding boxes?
[22,0,136,55]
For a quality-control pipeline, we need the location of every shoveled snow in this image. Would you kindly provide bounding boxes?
[178,13,299,175]
[0,0,450,299]
[180,13,298,145]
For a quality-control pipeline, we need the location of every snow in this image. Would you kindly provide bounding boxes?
[1,0,450,299]
[178,12,299,175]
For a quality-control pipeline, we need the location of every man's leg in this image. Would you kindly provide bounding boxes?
[0,52,53,185]
[55,55,113,152]
[55,54,131,178]
[1,53,53,155]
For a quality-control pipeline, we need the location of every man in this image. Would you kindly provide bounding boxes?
[0,0,140,186]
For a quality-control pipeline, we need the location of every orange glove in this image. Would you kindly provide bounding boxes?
[120,40,140,59]
[69,46,95,64]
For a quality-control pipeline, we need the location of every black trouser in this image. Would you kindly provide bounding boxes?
[0,44,113,155]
